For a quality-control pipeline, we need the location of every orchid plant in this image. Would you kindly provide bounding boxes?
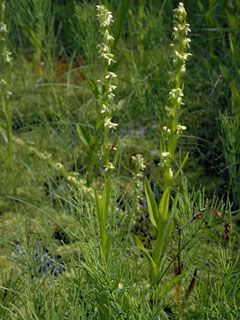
[134,2,191,289]
[94,5,120,263]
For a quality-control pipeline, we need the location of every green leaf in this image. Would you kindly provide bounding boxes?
[94,188,103,229]
[113,139,122,167]
[154,196,178,268]
[225,9,238,28]
[159,188,170,220]
[83,244,92,266]
[133,235,158,282]
[197,1,204,11]
[104,236,111,262]
[84,74,99,98]
[95,188,109,261]
[161,195,178,254]
[102,173,111,226]
[77,125,92,149]
[172,152,189,183]
[219,65,229,81]
[158,273,184,296]
[113,0,130,50]
[144,178,159,229]
[0,122,6,130]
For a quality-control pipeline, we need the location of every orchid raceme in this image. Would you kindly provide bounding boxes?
[132,154,145,214]
[163,2,191,191]
[134,2,191,288]
[94,5,119,263]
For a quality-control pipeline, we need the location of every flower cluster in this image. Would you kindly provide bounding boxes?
[171,2,191,76]
[161,2,191,189]
[132,154,145,213]
[0,1,12,98]
[132,154,146,177]
[96,5,115,66]
[169,87,184,107]
[96,5,113,28]
[96,5,118,171]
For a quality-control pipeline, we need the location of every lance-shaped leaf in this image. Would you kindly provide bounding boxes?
[133,234,158,284]
[155,195,178,268]
[113,0,130,50]
[113,139,122,167]
[160,195,178,256]
[102,172,111,226]
[144,178,159,229]
[84,73,99,98]
[94,188,104,236]
[159,187,170,220]
[77,125,92,149]
[172,152,189,183]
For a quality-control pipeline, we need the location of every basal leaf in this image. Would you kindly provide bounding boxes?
[94,188,103,229]
[133,234,158,282]
[144,178,159,229]
[102,173,111,225]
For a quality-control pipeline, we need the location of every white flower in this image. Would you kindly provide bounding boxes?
[6,91,12,98]
[169,88,183,98]
[184,24,191,35]
[174,51,192,62]
[165,106,174,117]
[104,162,115,171]
[180,64,186,74]
[183,53,192,60]
[101,104,109,113]
[67,176,77,184]
[98,42,110,54]
[101,52,115,65]
[3,51,12,63]
[105,72,117,79]
[162,152,170,158]
[163,126,170,134]
[177,124,187,132]
[104,117,118,129]
[183,38,191,47]
[108,84,117,92]
[107,84,117,98]
[0,79,7,85]
[104,29,114,41]
[0,23,7,32]
[56,162,64,169]
[108,93,115,99]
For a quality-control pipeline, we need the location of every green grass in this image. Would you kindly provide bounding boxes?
[0,0,240,319]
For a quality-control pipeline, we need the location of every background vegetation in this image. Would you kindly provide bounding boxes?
[0,0,240,319]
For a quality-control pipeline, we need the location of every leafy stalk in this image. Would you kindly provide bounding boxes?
[94,5,119,263]
[134,3,191,291]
